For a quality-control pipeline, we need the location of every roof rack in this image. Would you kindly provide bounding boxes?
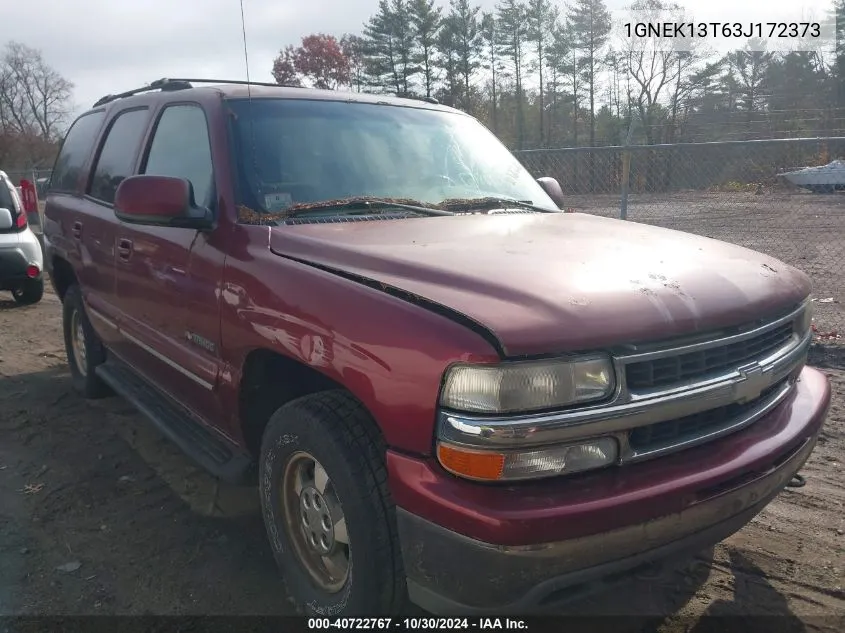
[92,78,289,108]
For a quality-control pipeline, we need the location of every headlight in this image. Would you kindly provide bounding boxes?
[439,355,615,414]
[796,300,813,335]
[436,437,619,482]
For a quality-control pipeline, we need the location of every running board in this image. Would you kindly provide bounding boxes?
[96,357,254,485]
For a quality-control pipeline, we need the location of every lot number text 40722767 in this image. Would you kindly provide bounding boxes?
[307,618,529,631]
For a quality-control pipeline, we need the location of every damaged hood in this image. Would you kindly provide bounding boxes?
[269,212,811,357]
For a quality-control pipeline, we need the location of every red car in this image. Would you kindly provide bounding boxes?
[43,78,830,616]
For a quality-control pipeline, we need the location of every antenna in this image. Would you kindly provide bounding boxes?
[239,0,260,210]
[238,0,251,89]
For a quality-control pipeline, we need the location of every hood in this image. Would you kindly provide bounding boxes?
[269,212,811,357]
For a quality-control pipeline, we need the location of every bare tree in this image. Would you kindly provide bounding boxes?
[667,52,720,142]
[622,1,683,144]
[341,34,368,92]
[0,41,73,141]
[724,40,774,134]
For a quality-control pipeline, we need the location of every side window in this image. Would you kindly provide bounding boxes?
[50,111,105,193]
[143,105,214,207]
[88,108,149,204]
[0,177,16,211]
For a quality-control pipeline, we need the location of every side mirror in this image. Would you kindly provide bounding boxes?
[114,175,212,230]
[0,208,12,230]
[537,177,565,209]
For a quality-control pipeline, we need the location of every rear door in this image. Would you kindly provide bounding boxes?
[74,107,150,343]
[43,111,108,315]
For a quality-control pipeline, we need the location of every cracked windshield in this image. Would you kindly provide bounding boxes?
[227,98,558,214]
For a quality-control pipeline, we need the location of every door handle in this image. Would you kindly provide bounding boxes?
[117,238,133,261]
[71,221,82,240]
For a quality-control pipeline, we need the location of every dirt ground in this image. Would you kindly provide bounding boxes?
[0,281,843,627]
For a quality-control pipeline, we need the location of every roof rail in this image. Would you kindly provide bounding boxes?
[92,78,290,108]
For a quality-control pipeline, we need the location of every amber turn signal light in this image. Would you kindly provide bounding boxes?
[437,443,505,481]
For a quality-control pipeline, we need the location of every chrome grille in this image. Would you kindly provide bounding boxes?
[626,322,794,390]
[628,379,787,455]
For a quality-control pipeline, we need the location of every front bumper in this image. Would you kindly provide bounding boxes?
[390,366,830,614]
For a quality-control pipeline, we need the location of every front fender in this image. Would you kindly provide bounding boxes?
[218,225,500,455]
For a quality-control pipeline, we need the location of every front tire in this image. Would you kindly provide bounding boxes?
[62,285,111,399]
[259,390,408,615]
[12,278,44,305]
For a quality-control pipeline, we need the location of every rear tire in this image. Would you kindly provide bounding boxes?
[12,278,44,305]
[258,390,408,615]
[62,285,112,399]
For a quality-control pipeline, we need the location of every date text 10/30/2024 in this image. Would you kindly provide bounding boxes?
[308,618,529,631]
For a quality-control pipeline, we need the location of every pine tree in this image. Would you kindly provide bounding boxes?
[496,0,528,149]
[363,0,419,96]
[390,0,420,96]
[363,0,402,93]
[526,0,559,146]
[567,0,612,147]
[480,12,502,132]
[410,0,442,97]
[446,0,483,113]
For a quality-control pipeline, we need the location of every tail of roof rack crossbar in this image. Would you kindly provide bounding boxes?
[92,78,295,107]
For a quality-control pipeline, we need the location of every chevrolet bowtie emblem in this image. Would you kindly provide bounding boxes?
[735,363,768,404]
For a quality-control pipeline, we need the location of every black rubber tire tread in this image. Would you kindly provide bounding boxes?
[259,389,408,616]
[12,278,44,305]
[62,284,112,399]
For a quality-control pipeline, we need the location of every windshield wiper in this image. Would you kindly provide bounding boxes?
[283,197,454,218]
[439,197,556,213]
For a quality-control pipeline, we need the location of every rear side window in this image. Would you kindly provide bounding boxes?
[0,176,22,219]
[142,105,215,207]
[0,178,16,211]
[50,111,105,193]
[88,108,149,204]
[0,177,24,233]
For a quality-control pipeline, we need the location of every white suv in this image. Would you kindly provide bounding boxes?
[0,170,44,304]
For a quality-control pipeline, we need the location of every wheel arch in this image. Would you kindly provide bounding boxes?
[237,347,380,459]
[51,255,77,301]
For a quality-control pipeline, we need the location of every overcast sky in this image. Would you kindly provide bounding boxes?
[4,0,833,119]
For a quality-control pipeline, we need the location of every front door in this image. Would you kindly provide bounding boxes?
[112,103,225,429]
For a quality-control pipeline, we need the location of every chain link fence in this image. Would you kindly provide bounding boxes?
[2,168,53,193]
[514,137,845,368]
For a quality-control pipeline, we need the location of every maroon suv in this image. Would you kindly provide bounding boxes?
[43,78,830,616]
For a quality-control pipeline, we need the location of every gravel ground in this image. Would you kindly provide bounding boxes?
[565,189,845,339]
